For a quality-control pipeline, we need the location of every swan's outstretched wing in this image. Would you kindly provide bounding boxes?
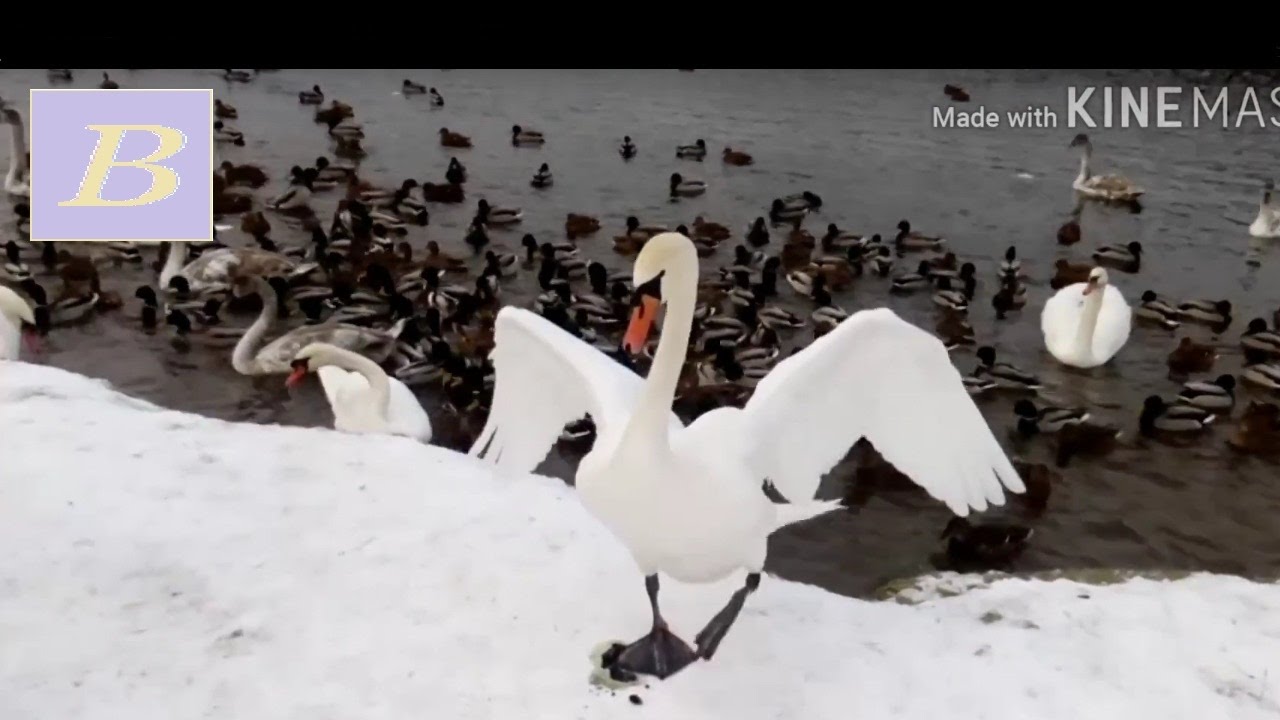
[470,306,681,474]
[740,307,1023,516]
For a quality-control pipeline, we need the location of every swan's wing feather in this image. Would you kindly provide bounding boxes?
[1040,282,1085,359]
[470,306,680,474]
[740,307,1023,516]
[386,377,432,441]
[1093,284,1132,361]
[315,365,368,408]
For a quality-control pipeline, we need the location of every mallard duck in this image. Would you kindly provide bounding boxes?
[439,128,472,148]
[676,139,706,160]
[298,84,324,104]
[1167,337,1218,376]
[214,99,238,119]
[894,220,945,252]
[421,182,465,204]
[511,125,545,146]
[935,312,975,351]
[98,72,119,89]
[1228,401,1280,455]
[19,280,97,326]
[1057,216,1081,245]
[669,172,706,198]
[1248,180,1280,238]
[722,147,754,166]
[47,68,72,81]
[991,277,1027,320]
[1135,291,1181,330]
[1070,133,1143,203]
[1140,395,1214,436]
[1,241,31,282]
[931,277,968,313]
[222,69,254,82]
[964,374,998,397]
[870,246,894,276]
[781,191,823,212]
[219,161,268,188]
[938,517,1032,571]
[619,136,637,160]
[484,251,519,279]
[691,216,731,242]
[974,345,1041,391]
[1242,318,1280,359]
[531,163,554,188]
[475,199,522,226]
[769,198,808,225]
[445,158,467,185]
[1050,258,1093,290]
[1055,420,1121,467]
[746,218,770,248]
[1014,399,1090,436]
[891,260,934,294]
[1178,299,1232,327]
[212,121,245,146]
[1092,241,1142,272]
[806,256,855,291]
[999,246,1025,279]
[402,79,427,95]
[430,88,444,107]
[565,213,601,239]
[818,224,863,252]
[1241,362,1280,391]
[1177,374,1236,411]
[757,305,805,330]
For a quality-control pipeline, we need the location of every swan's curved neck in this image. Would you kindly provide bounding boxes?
[232,283,276,374]
[623,247,699,453]
[325,347,391,416]
[1077,144,1092,181]
[6,115,27,185]
[159,242,187,288]
[1074,286,1106,360]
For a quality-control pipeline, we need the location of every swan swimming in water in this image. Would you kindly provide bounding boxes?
[1041,266,1132,368]
[1069,133,1142,203]
[2,105,30,197]
[1248,180,1280,238]
[471,232,1024,679]
[287,342,432,442]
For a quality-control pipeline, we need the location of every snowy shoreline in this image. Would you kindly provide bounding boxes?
[2,362,1278,719]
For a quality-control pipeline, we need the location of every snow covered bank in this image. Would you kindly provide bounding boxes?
[2,362,1279,720]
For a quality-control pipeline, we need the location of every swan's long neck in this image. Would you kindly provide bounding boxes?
[158,242,187,288]
[1077,144,1092,182]
[231,284,276,374]
[321,347,391,417]
[623,247,699,454]
[6,116,27,184]
[1073,286,1106,360]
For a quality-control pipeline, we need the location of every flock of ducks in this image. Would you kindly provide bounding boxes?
[1,71,1279,612]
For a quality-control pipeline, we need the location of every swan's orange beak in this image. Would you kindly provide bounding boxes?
[623,296,659,355]
[285,361,308,388]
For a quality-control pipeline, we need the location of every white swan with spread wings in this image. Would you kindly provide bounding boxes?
[470,232,1024,680]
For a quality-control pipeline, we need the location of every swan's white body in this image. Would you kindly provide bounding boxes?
[1072,140,1142,202]
[1248,184,1280,238]
[232,279,403,376]
[1041,269,1132,368]
[160,243,304,294]
[294,343,431,442]
[3,106,30,197]
[473,233,1023,588]
[0,285,36,360]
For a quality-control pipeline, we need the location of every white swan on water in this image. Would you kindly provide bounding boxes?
[470,232,1024,680]
[2,105,30,198]
[1248,180,1280,239]
[1041,266,1132,368]
[0,284,37,360]
[287,342,432,442]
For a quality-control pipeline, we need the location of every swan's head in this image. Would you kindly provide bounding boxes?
[1081,267,1108,296]
[1069,133,1091,148]
[287,342,339,388]
[624,232,696,354]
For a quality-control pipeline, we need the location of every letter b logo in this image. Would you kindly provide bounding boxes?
[29,89,214,242]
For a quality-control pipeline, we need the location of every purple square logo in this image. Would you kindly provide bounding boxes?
[29,89,214,243]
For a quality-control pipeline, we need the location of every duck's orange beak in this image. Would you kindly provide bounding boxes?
[623,296,659,355]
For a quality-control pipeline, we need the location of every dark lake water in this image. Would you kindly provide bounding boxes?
[3,68,1279,598]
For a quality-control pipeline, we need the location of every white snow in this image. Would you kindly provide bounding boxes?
[2,361,1279,720]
